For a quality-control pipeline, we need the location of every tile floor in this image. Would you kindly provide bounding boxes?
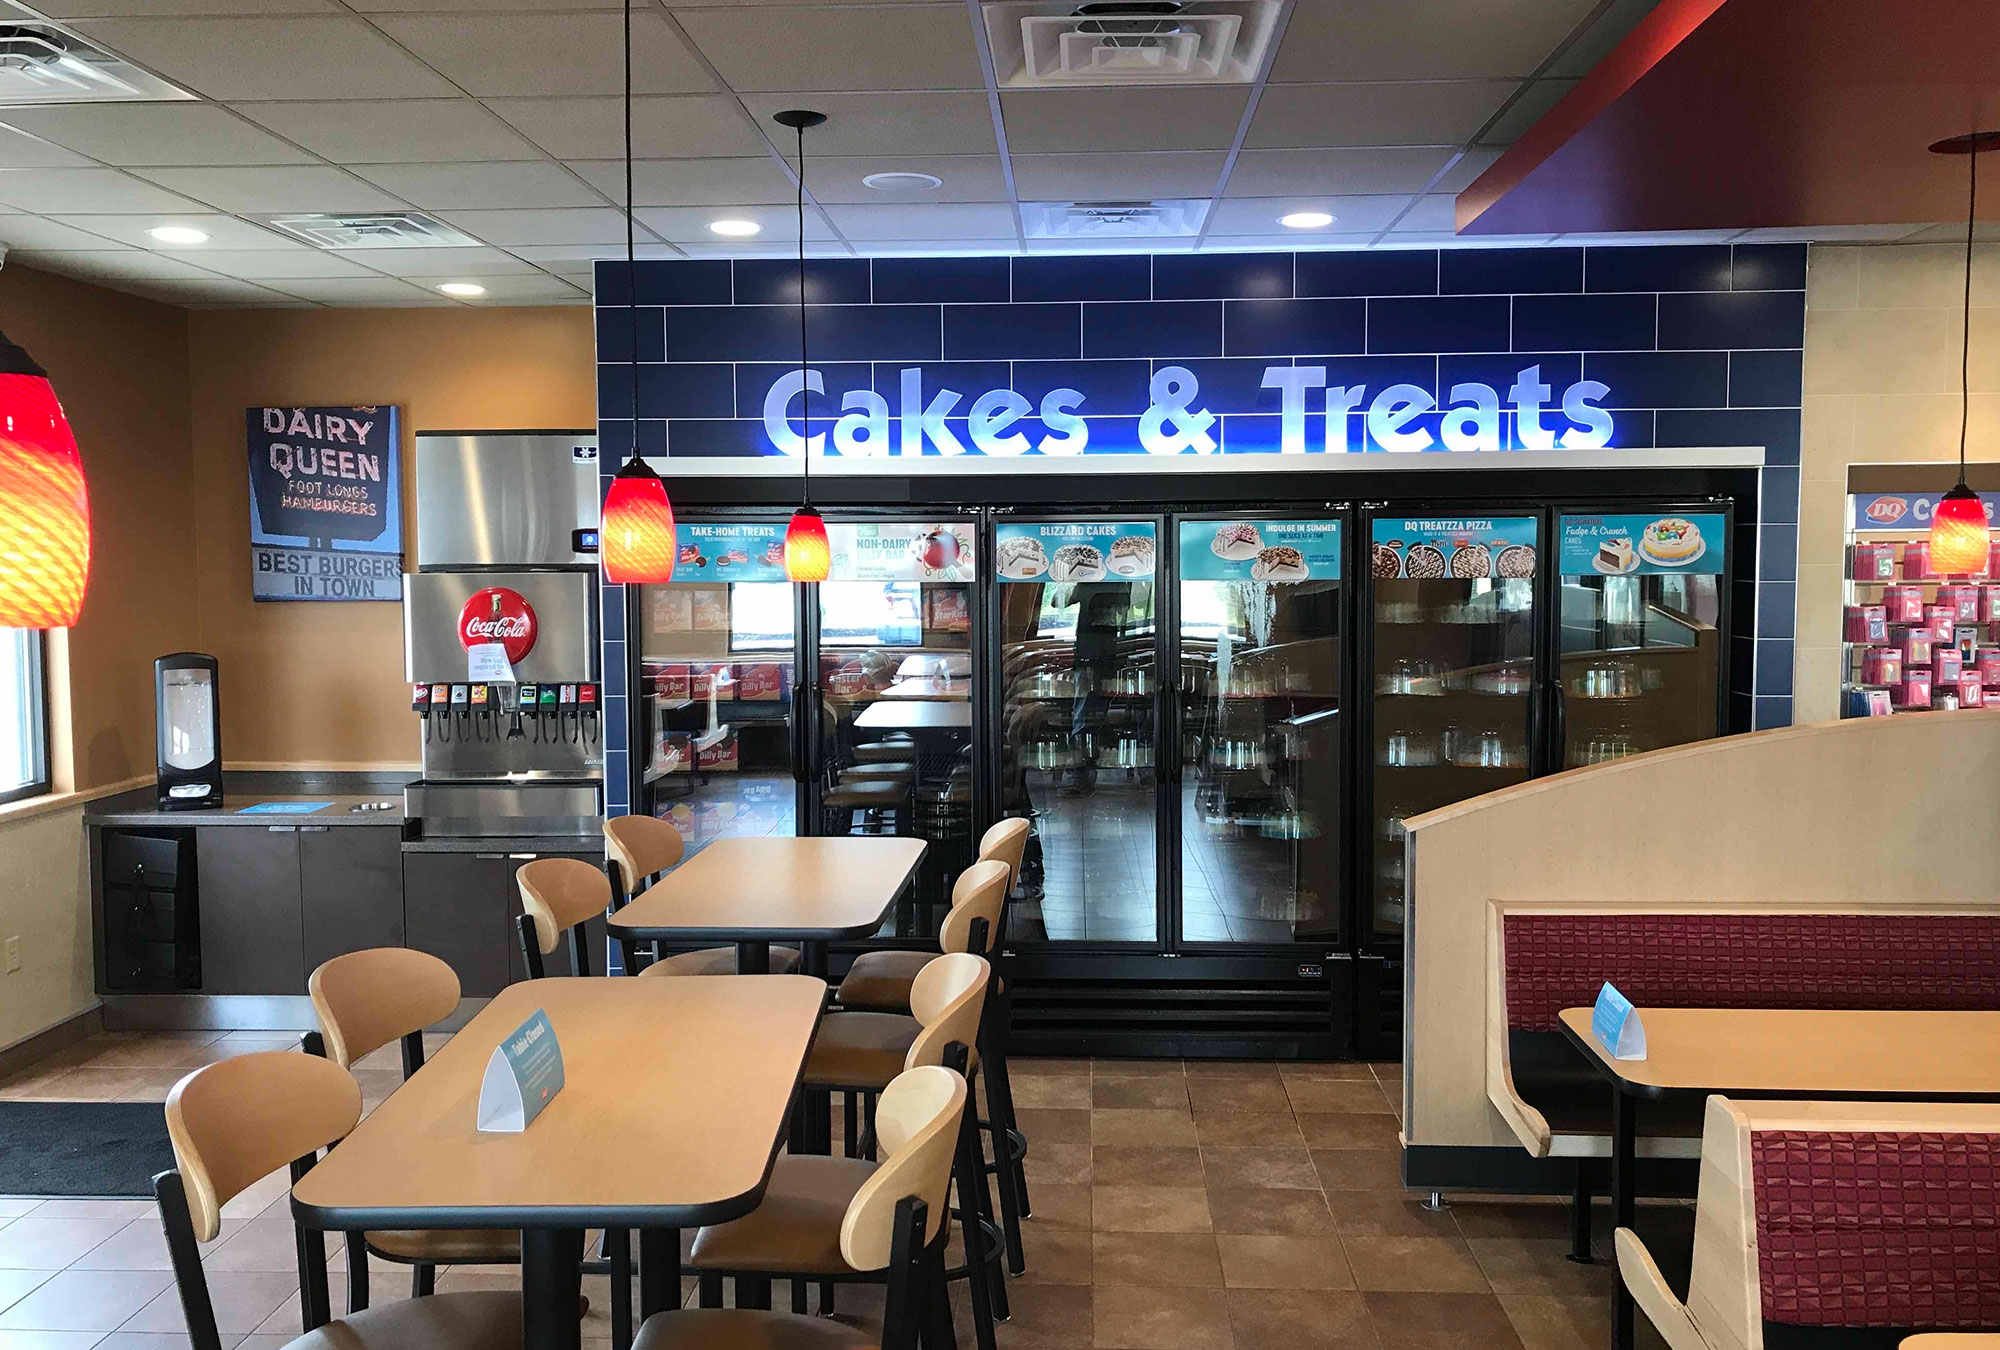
[0,1033,1669,1349]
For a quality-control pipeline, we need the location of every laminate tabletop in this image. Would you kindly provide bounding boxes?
[1556,1006,2000,1098]
[608,836,928,942]
[855,700,973,730]
[291,975,826,1229]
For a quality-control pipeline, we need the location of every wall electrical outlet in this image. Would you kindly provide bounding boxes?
[4,937,19,973]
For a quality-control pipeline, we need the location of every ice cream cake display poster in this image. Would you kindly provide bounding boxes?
[996,522,1156,583]
[1370,517,1538,581]
[1179,520,1342,583]
[1558,513,1725,576]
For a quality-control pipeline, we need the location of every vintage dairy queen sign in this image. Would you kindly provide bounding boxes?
[246,405,403,601]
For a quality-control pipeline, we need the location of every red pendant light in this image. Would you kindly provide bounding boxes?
[0,328,90,629]
[1926,130,1998,576]
[598,0,674,585]
[775,109,829,584]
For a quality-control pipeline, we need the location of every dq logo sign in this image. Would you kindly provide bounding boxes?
[458,587,538,664]
[761,363,1615,457]
[1865,497,1910,524]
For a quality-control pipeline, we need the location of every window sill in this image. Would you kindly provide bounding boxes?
[0,776,149,828]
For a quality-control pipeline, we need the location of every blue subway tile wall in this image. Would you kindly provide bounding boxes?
[595,243,1807,785]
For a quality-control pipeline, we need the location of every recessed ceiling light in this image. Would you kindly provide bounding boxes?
[437,282,486,297]
[147,225,208,245]
[708,219,762,237]
[862,171,944,194]
[1279,211,1335,230]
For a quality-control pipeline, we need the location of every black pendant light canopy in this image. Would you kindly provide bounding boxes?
[776,109,830,583]
[1925,129,2000,575]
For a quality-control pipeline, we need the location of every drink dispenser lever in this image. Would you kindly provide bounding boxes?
[558,683,579,744]
[518,685,539,741]
[503,683,525,740]
[578,682,599,747]
[412,683,432,743]
[469,683,491,741]
[449,684,470,741]
[537,683,560,741]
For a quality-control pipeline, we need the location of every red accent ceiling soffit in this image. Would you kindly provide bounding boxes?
[1458,0,2000,236]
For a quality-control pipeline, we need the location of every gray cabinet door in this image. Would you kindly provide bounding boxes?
[300,827,404,975]
[402,852,512,997]
[195,827,305,995]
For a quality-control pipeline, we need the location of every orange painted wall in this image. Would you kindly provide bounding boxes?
[0,265,197,792]
[185,305,596,767]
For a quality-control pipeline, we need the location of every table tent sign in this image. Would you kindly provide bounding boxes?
[477,1008,565,1133]
[996,521,1156,582]
[246,405,402,601]
[1592,982,1648,1060]
[1179,519,1343,583]
[1557,512,1727,575]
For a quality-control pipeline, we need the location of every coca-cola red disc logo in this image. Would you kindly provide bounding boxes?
[458,587,538,664]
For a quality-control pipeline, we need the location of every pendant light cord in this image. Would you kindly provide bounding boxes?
[623,0,640,469]
[1961,137,1977,482]
[795,121,810,506]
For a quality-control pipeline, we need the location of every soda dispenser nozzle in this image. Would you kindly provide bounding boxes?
[449,684,470,742]
[537,683,560,741]
[503,683,525,740]
[469,683,491,742]
[412,684,432,743]
[558,683,579,744]
[579,682,599,749]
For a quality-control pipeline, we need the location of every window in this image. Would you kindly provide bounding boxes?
[0,629,48,803]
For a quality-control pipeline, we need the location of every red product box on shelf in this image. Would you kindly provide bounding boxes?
[1853,540,1898,580]
[1980,587,2000,623]
[689,662,736,699]
[1897,671,1933,708]
[1934,647,1964,682]
[1960,676,1986,708]
[1862,648,1903,685]
[653,663,690,700]
[1903,539,1935,579]
[735,662,783,701]
[695,733,739,772]
[1882,585,1926,623]
[1980,649,2000,685]
[1939,584,1983,622]
[1925,604,1958,640]
[1864,688,1894,716]
[1898,630,1934,664]
[1844,605,1889,642]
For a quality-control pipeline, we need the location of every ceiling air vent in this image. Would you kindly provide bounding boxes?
[262,213,480,250]
[1022,199,1210,240]
[983,1,1280,88]
[0,22,192,103]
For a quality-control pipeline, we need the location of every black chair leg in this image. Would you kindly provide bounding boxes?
[412,1262,436,1297]
[792,1280,808,1314]
[345,1235,369,1314]
[1569,1163,1595,1264]
[844,1091,860,1160]
[738,1274,773,1310]
[605,1227,633,1348]
[980,1048,1029,1275]
[698,1272,724,1308]
[952,1095,999,1350]
[987,987,1033,1221]
[966,1075,1008,1322]
[819,1282,835,1314]
[920,1244,956,1350]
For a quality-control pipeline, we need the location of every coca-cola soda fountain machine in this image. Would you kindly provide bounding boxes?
[403,430,602,839]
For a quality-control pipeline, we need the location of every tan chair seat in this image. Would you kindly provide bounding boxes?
[688,1155,877,1276]
[365,1228,519,1264]
[802,1012,920,1089]
[637,946,802,977]
[835,951,932,1012]
[840,763,914,783]
[822,781,908,809]
[633,1308,873,1350]
[285,1289,521,1350]
[851,740,914,763]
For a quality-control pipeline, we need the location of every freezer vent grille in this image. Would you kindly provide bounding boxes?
[1022,198,1210,239]
[262,212,478,250]
[0,22,193,103]
[983,2,1280,88]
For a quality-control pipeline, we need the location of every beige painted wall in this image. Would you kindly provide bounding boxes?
[1796,242,2000,721]
[185,305,596,766]
[0,804,96,1049]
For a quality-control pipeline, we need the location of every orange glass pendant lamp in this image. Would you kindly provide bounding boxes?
[601,457,676,584]
[1927,129,1999,576]
[0,327,90,629]
[784,504,830,582]
[775,109,831,584]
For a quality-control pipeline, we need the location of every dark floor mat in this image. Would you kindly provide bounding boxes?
[0,1101,174,1197]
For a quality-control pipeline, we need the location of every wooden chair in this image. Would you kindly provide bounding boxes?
[155,1050,523,1350]
[835,860,1009,1012]
[602,815,801,975]
[1619,1096,2000,1350]
[305,948,519,1307]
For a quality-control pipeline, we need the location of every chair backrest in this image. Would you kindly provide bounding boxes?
[517,857,611,954]
[163,1051,361,1242]
[976,817,1029,890]
[939,860,1009,955]
[904,952,990,1071]
[839,1064,967,1267]
[603,812,684,894]
[307,947,459,1071]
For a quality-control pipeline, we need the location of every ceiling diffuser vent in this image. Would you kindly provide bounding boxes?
[984,1,1279,88]
[1022,198,1210,239]
[262,212,479,250]
[0,22,191,104]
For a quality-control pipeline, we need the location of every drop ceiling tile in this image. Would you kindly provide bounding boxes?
[1000,88,1251,154]
[347,0,619,8]
[671,241,854,257]
[1549,0,1662,77]
[1023,238,1192,254]
[1205,195,1413,235]
[1247,82,1515,149]
[1223,147,1456,198]
[263,276,444,303]
[507,242,683,264]
[371,12,715,97]
[1476,79,1577,146]
[806,155,1008,206]
[435,274,589,302]
[346,162,604,210]
[132,166,403,214]
[130,278,310,306]
[329,246,543,277]
[632,204,838,244]
[851,239,1019,255]
[564,158,795,208]
[48,213,303,248]
[153,249,378,279]
[438,207,655,246]
[5,249,223,281]
[0,168,206,213]
[1387,194,1458,232]
[35,0,334,15]
[1012,152,1224,201]
[1272,0,1600,82]
[674,3,982,92]
[1435,148,1503,193]
[74,17,460,100]
[821,202,1016,241]
[0,218,135,250]
[486,96,766,160]
[1203,234,1378,250]
[234,100,545,164]
[737,93,998,157]
[0,105,310,167]
[0,129,97,170]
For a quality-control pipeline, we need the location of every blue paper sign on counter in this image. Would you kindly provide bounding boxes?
[1178,519,1342,583]
[477,1009,565,1133]
[1557,513,1726,576]
[1370,516,1539,581]
[234,801,331,815]
[995,521,1156,583]
[1591,982,1648,1061]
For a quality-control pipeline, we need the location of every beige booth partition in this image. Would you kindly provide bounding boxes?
[1400,708,2000,1170]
